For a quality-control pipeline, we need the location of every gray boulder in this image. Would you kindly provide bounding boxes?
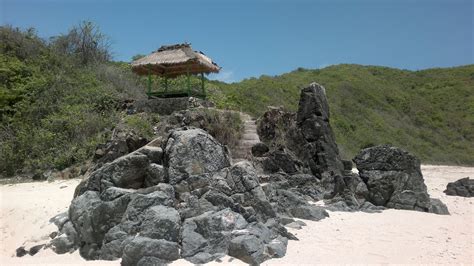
[251,142,269,157]
[50,235,76,254]
[228,235,265,265]
[290,205,329,221]
[444,177,474,197]
[144,163,166,187]
[121,190,175,229]
[136,256,168,266]
[69,191,130,259]
[100,226,132,260]
[257,107,296,145]
[228,222,288,264]
[93,130,148,168]
[49,212,69,231]
[49,220,78,254]
[265,236,288,258]
[354,145,448,213]
[16,247,27,257]
[224,161,276,221]
[100,187,135,201]
[139,205,181,242]
[75,153,149,197]
[164,128,230,184]
[137,146,163,164]
[429,198,450,215]
[181,208,248,263]
[121,237,179,266]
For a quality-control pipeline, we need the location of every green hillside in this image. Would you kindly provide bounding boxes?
[0,25,147,176]
[209,64,474,164]
[1,24,472,178]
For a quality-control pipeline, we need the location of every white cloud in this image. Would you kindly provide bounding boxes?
[209,70,235,83]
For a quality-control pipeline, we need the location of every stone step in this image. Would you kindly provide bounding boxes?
[241,138,259,142]
[239,140,258,145]
[237,143,258,148]
[235,144,255,149]
[233,112,261,160]
[234,147,253,153]
[241,137,259,140]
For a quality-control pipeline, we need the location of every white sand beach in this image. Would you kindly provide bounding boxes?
[1,165,472,265]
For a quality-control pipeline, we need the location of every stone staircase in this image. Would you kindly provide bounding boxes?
[232,113,260,162]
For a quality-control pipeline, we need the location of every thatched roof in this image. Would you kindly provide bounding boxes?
[131,43,220,78]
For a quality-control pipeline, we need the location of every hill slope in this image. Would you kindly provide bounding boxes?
[209,64,474,164]
[1,25,472,176]
[0,25,148,176]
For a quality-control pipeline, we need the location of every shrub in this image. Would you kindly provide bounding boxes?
[123,113,159,139]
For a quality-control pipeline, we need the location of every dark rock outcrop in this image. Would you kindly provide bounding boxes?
[16,245,46,257]
[49,128,303,265]
[16,247,28,257]
[444,177,474,197]
[44,82,452,265]
[93,130,149,168]
[296,83,344,177]
[354,145,449,214]
[251,142,269,157]
[256,83,348,201]
[255,82,448,216]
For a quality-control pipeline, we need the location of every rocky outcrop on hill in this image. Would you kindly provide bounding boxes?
[93,130,149,169]
[44,82,450,265]
[255,83,362,203]
[256,83,344,178]
[444,177,474,197]
[48,127,330,265]
[296,84,344,177]
[92,104,241,173]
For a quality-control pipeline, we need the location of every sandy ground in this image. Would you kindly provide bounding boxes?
[0,165,472,265]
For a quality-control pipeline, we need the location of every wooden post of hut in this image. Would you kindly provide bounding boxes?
[130,43,220,99]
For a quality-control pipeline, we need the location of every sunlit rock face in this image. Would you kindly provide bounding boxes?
[50,128,299,265]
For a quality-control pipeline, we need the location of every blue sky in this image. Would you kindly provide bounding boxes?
[1,0,472,82]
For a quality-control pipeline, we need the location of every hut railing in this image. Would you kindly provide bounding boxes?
[146,73,207,99]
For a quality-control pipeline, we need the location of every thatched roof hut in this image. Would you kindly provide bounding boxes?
[131,43,220,78]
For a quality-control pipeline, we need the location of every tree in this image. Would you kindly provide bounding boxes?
[51,21,111,65]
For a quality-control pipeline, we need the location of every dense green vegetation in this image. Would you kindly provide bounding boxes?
[209,65,474,164]
[1,23,472,178]
[0,24,146,176]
